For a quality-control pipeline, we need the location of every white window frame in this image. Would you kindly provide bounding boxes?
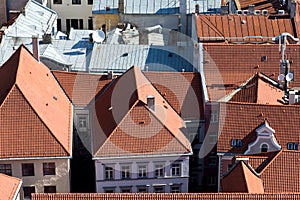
[170,185,181,193]
[138,164,147,178]
[210,111,218,123]
[171,163,181,177]
[154,163,165,178]
[104,166,114,180]
[121,165,131,179]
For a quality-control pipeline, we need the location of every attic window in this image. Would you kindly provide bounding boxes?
[231,139,242,147]
[261,56,267,61]
[261,143,268,152]
[287,142,299,150]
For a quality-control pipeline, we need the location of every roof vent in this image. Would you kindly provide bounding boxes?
[254,10,260,15]
[278,10,285,15]
[236,10,242,15]
[262,10,268,15]
[107,70,114,80]
[242,10,249,15]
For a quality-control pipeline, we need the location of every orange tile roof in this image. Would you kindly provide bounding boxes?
[91,66,192,158]
[0,45,72,158]
[0,173,22,200]
[236,0,283,14]
[203,44,300,101]
[196,14,295,43]
[226,73,284,104]
[224,151,300,193]
[32,193,300,200]
[217,102,300,153]
[144,72,204,119]
[221,161,264,193]
[52,71,112,107]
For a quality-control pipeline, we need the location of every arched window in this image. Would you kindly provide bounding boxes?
[261,144,268,152]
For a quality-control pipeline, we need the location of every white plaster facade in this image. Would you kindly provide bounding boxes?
[0,158,71,198]
[95,155,190,193]
[47,0,93,33]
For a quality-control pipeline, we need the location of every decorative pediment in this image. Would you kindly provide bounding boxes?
[245,121,281,154]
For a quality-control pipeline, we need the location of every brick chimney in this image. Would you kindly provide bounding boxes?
[32,35,39,62]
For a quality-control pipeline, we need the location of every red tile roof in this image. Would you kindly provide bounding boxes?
[221,161,264,193]
[0,45,72,158]
[52,71,112,106]
[203,44,300,101]
[226,73,284,104]
[32,193,300,200]
[91,66,192,158]
[144,72,204,119]
[0,173,22,200]
[195,14,295,43]
[223,151,300,193]
[217,102,300,153]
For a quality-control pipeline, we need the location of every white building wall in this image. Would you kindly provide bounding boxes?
[47,0,93,32]
[0,158,71,194]
[95,155,189,193]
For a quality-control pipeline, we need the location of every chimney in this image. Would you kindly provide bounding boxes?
[220,5,229,15]
[107,70,114,80]
[289,90,296,104]
[32,35,39,62]
[248,5,255,15]
[195,4,200,14]
[118,0,124,13]
[147,96,155,111]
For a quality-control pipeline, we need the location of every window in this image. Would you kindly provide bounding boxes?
[138,165,147,178]
[44,186,56,193]
[261,143,268,152]
[210,111,218,123]
[88,17,93,30]
[171,185,181,193]
[171,163,181,176]
[155,164,164,178]
[137,186,148,193]
[231,139,242,147]
[72,0,81,4]
[154,186,165,193]
[104,187,115,193]
[0,164,12,176]
[22,163,34,176]
[43,163,55,176]
[209,133,218,144]
[57,19,62,32]
[87,0,93,5]
[23,186,35,199]
[287,142,299,150]
[120,187,131,193]
[261,55,267,61]
[105,166,114,180]
[66,19,71,33]
[121,165,130,179]
[208,156,217,166]
[207,176,217,186]
[53,0,62,4]
[78,115,88,131]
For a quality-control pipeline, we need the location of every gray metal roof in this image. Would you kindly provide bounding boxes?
[89,44,195,73]
[93,0,221,14]
[4,0,57,38]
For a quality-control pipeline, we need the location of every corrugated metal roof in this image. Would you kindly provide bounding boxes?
[92,0,119,14]
[89,44,194,73]
[186,0,221,14]
[124,0,180,14]
[4,0,57,38]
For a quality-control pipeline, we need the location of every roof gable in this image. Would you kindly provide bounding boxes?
[92,66,191,157]
[0,45,72,158]
[0,173,22,200]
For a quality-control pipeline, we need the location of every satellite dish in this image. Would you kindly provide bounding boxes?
[278,74,285,82]
[92,30,105,43]
[286,72,294,81]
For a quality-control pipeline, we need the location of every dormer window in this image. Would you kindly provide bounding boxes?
[287,142,299,150]
[147,96,155,111]
[261,143,268,152]
[231,139,242,147]
[210,111,218,123]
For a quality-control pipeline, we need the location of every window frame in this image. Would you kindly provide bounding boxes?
[0,164,12,176]
[53,0,62,4]
[210,111,218,123]
[260,143,269,152]
[171,163,181,177]
[208,156,217,166]
[44,186,56,193]
[23,186,35,199]
[121,165,131,179]
[22,163,35,177]
[171,185,181,193]
[138,164,147,178]
[137,186,148,193]
[72,0,81,4]
[153,186,165,193]
[43,162,56,176]
[104,166,114,180]
[87,0,93,5]
[154,163,165,178]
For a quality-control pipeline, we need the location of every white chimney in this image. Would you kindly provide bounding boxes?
[32,35,39,62]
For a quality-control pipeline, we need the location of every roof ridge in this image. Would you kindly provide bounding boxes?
[15,84,70,156]
[93,100,140,157]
